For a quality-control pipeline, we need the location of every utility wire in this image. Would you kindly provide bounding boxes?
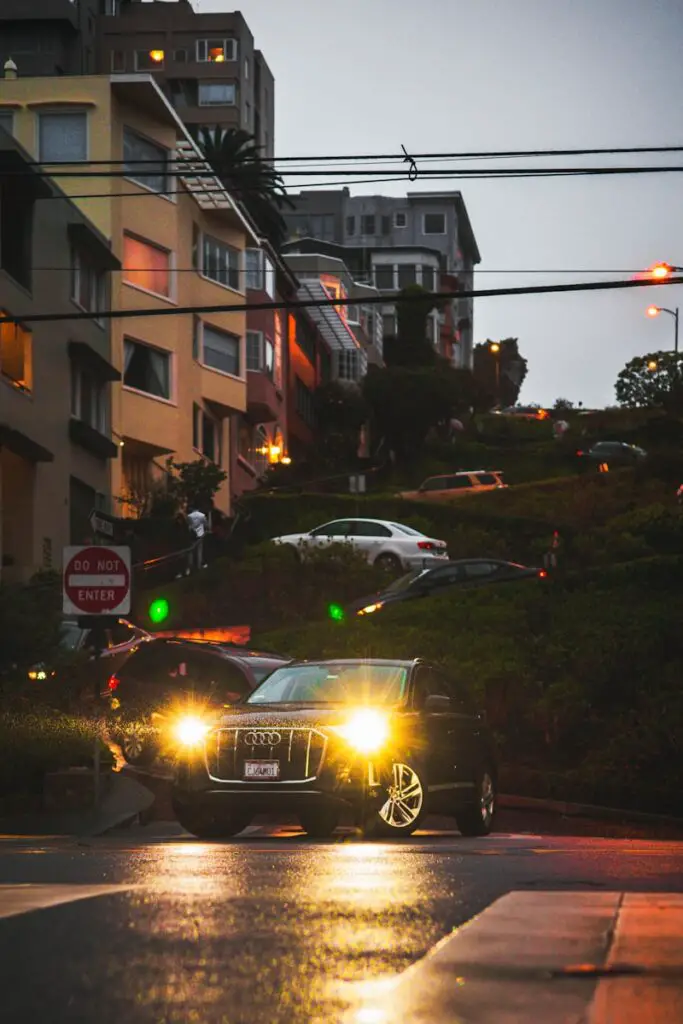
[19,144,683,167]
[2,275,682,327]
[32,267,650,275]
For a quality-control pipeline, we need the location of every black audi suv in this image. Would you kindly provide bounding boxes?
[170,658,497,840]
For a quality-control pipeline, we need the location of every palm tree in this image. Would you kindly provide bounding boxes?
[197,127,293,249]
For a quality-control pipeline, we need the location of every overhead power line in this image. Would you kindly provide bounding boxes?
[2,275,682,328]
[20,144,683,167]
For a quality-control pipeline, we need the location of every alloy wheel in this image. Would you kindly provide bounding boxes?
[378,762,424,829]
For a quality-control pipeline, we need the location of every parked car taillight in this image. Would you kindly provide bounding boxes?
[417,541,435,550]
[107,674,120,692]
[538,570,548,578]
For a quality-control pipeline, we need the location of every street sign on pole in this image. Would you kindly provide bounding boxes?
[62,545,131,617]
[89,508,116,539]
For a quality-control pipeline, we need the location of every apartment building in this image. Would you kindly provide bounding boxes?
[284,189,481,369]
[99,0,275,157]
[0,0,102,78]
[0,130,118,583]
[1,69,257,520]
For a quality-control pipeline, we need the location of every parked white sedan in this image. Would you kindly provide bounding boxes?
[271,518,449,572]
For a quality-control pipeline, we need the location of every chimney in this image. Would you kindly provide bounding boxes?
[4,59,17,80]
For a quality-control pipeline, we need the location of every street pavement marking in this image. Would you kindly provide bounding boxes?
[0,884,136,921]
[347,891,683,1023]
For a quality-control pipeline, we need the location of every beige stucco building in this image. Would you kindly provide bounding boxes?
[0,71,256,523]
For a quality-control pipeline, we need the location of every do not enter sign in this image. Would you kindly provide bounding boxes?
[63,546,132,616]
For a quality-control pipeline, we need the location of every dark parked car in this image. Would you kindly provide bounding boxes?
[349,559,546,616]
[171,658,497,841]
[28,618,152,689]
[576,441,647,467]
[104,638,290,765]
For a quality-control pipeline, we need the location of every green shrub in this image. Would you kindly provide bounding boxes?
[0,572,62,674]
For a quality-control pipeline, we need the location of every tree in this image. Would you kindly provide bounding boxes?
[363,363,468,462]
[166,458,228,513]
[313,381,368,465]
[198,127,293,249]
[384,284,441,367]
[615,352,683,411]
[473,338,528,408]
[553,397,575,412]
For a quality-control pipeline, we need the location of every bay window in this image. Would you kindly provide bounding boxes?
[123,339,171,400]
[201,234,240,291]
[123,234,173,298]
[196,321,241,377]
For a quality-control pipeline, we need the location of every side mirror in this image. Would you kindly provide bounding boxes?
[424,694,451,713]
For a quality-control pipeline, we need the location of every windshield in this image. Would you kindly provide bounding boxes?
[384,569,427,593]
[58,622,84,651]
[246,662,408,705]
[246,659,290,685]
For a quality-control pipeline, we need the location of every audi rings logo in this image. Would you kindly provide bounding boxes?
[245,731,282,746]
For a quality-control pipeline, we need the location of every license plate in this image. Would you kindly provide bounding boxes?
[244,760,280,780]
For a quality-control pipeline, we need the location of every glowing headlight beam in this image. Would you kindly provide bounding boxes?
[172,716,212,747]
[331,709,390,753]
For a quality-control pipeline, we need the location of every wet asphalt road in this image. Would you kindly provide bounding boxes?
[1,821,683,1024]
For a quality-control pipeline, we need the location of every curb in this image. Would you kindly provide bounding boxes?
[499,792,683,828]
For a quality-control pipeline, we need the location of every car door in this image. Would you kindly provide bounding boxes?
[411,664,460,809]
[419,563,467,596]
[443,475,476,500]
[461,561,500,588]
[350,521,393,561]
[307,520,355,551]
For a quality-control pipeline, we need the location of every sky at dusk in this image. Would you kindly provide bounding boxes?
[193,0,683,407]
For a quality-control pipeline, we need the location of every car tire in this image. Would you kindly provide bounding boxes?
[173,804,253,839]
[117,725,157,767]
[298,808,340,838]
[455,768,497,837]
[374,553,403,574]
[362,760,426,839]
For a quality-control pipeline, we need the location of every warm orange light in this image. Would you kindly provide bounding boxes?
[209,48,225,62]
[650,262,673,280]
[647,359,658,371]
[149,50,165,63]
[280,456,292,465]
[647,305,661,318]
[489,342,501,353]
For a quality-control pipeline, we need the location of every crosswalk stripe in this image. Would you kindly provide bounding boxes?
[0,884,136,921]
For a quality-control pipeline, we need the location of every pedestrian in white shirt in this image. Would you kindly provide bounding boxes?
[186,504,208,572]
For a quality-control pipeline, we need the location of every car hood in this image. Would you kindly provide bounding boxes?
[214,704,395,730]
[346,591,404,614]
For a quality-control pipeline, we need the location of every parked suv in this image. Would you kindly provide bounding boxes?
[399,471,507,502]
[576,441,647,467]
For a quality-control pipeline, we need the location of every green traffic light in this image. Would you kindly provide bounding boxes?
[328,603,345,622]
[149,598,170,624]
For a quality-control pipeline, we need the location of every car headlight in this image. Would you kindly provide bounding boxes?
[171,715,213,748]
[357,602,384,616]
[331,709,390,753]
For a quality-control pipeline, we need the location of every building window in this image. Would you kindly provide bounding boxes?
[394,211,407,228]
[346,216,355,236]
[111,51,126,72]
[103,0,120,14]
[295,316,316,366]
[381,215,391,235]
[360,214,376,235]
[198,82,236,106]
[398,264,416,288]
[0,318,32,393]
[246,331,262,371]
[38,111,87,162]
[0,111,14,136]
[71,250,106,318]
[123,128,168,194]
[201,234,240,290]
[196,39,237,63]
[374,265,394,290]
[244,101,251,129]
[422,265,435,290]
[174,48,188,62]
[245,248,262,290]
[71,365,106,434]
[295,376,316,428]
[273,311,283,388]
[193,404,221,464]
[198,322,241,377]
[244,57,249,78]
[346,304,360,324]
[382,313,397,337]
[338,349,361,381]
[423,213,446,234]
[123,234,173,298]
[123,339,171,400]
[135,50,165,70]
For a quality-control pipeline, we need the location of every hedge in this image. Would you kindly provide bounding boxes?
[255,556,683,816]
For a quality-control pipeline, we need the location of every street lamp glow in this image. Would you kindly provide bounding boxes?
[650,262,674,280]
[489,342,501,353]
[647,306,661,318]
[647,359,658,372]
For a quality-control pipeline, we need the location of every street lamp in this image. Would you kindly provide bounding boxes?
[491,344,501,407]
[647,359,659,372]
[646,305,679,354]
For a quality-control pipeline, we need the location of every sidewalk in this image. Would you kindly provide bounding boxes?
[0,773,153,839]
[350,891,683,1023]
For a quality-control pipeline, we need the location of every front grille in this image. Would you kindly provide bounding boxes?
[208,727,327,783]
